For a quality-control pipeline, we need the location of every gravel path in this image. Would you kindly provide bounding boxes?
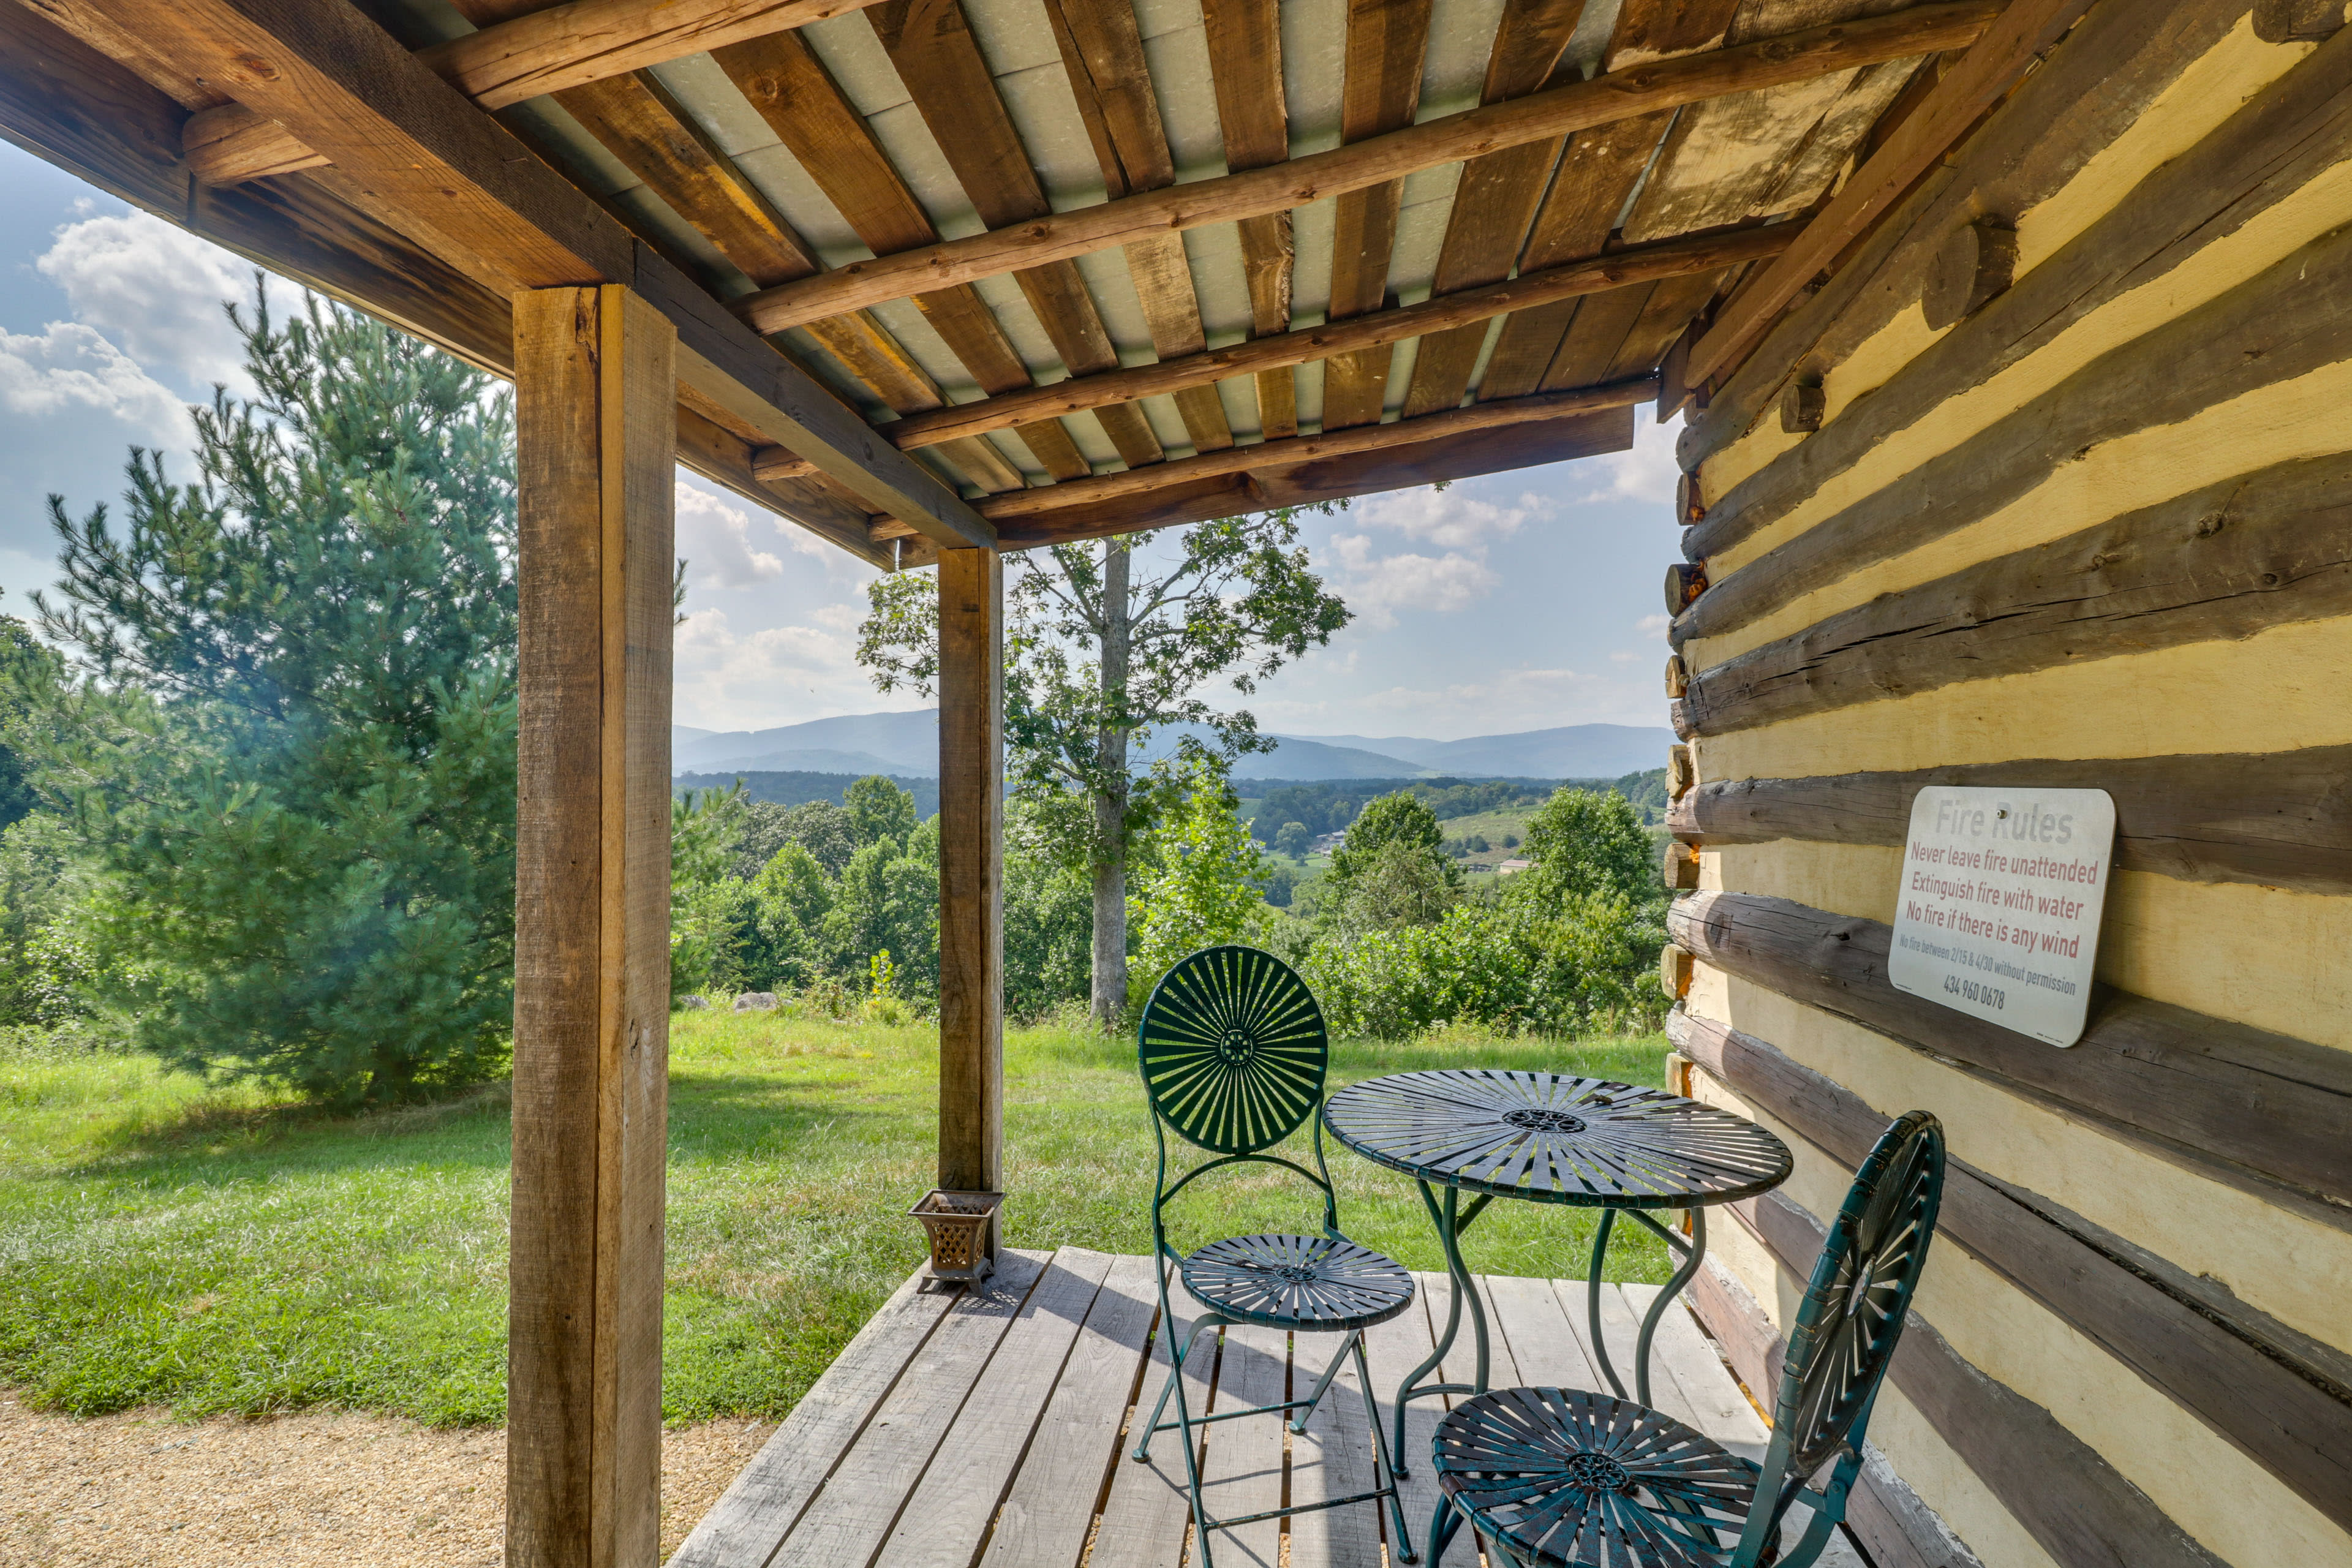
[0,1392,772,1566]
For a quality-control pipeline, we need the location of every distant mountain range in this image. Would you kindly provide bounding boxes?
[673,712,1672,783]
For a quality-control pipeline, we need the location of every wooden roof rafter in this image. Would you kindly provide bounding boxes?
[2,0,2016,567]
[729,2,2000,331]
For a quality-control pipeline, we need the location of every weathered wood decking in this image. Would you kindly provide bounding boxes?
[669,1249,1868,1568]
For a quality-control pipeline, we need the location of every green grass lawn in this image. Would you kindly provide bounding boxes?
[0,1015,1668,1429]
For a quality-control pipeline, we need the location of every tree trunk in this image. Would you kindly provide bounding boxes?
[1090,542,1132,1028]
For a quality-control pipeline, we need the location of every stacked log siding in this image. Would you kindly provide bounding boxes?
[1666,9,2352,1568]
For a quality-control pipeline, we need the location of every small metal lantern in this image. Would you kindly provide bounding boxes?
[908,1188,1003,1281]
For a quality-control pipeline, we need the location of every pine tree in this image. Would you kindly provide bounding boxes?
[25,292,518,1103]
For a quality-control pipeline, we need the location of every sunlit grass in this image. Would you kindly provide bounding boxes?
[0,1014,1667,1427]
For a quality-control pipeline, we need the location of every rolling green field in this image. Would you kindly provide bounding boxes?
[0,1015,1669,1428]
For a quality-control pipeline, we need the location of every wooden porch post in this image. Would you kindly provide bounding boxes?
[509,285,677,1568]
[937,546,1005,1254]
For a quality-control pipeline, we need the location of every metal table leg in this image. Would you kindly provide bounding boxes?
[1388,1180,1491,1479]
[1585,1204,1708,1408]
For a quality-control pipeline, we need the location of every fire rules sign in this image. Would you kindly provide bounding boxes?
[1887,786,2117,1047]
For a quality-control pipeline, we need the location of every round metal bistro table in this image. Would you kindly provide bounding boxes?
[1321,1069,1792,1478]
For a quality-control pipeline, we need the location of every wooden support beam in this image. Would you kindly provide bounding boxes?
[937,547,1005,1257]
[172,0,911,176]
[1666,891,2352,1219]
[74,0,995,551]
[865,228,1789,453]
[1321,0,1434,432]
[1668,746,2352,897]
[733,1,2002,331]
[510,284,675,1568]
[1683,0,2097,388]
[437,0,896,111]
[1049,0,1236,453]
[858,378,1659,533]
[1200,0,1298,436]
[990,402,1636,548]
[867,0,1164,471]
[1397,0,1588,418]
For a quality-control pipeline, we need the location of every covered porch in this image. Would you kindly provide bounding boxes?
[668,1251,1872,1568]
[2,0,2347,1561]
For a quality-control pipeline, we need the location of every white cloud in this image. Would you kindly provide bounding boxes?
[0,321,192,446]
[1635,614,1672,638]
[671,606,907,731]
[36,208,252,392]
[676,482,790,590]
[1580,415,1681,507]
[1319,484,1555,629]
[1324,532,1496,628]
[1348,487,1548,549]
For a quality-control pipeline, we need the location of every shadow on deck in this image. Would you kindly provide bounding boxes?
[668,1248,1867,1568]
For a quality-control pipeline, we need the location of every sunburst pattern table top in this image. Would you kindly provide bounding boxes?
[1321,1069,1792,1209]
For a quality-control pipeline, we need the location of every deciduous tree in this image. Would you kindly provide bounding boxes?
[859,512,1348,1023]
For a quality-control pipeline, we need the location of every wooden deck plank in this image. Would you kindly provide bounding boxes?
[668,1267,964,1567]
[1286,1328,1382,1568]
[1195,1322,1290,1568]
[1484,1271,1603,1391]
[882,1249,1120,1568]
[675,1259,1894,1568]
[1093,1267,1211,1568]
[978,1253,1160,1568]
[767,1249,1052,1568]
[1623,1281,1768,1444]
[1357,1275,1446,1564]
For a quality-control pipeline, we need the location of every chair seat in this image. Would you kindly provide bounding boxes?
[1179,1233,1414,1331]
[1434,1386,1762,1568]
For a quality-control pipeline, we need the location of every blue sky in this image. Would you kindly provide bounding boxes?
[0,139,1676,742]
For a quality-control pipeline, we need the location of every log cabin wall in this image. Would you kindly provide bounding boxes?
[1662,5,2352,1567]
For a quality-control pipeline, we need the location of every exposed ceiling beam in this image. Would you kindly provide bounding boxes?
[1684,0,2098,386]
[733,0,2000,331]
[171,0,901,180]
[881,375,1661,532]
[783,225,1790,461]
[990,403,1642,549]
[70,0,995,552]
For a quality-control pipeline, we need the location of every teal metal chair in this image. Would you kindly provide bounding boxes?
[1428,1110,1946,1568]
[1133,944,1420,1566]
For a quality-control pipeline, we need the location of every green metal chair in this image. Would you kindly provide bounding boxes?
[1133,944,1420,1566]
[1428,1110,1946,1568]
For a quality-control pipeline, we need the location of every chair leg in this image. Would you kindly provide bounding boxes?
[1132,1316,1222,1463]
[1355,1334,1417,1564]
[1289,1329,1359,1435]
[1165,1322,1216,1568]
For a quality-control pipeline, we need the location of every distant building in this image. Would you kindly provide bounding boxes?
[1495,859,1534,876]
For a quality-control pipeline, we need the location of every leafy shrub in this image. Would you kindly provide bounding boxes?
[1300,894,1667,1041]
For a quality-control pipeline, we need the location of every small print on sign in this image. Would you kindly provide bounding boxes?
[1887,786,2116,1047]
